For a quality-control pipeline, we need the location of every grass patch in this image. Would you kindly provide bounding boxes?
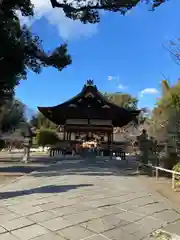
[151,230,172,240]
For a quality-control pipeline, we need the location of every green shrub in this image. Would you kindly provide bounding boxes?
[173,162,180,182]
[36,129,59,147]
[163,152,179,170]
[0,140,5,150]
[173,162,180,172]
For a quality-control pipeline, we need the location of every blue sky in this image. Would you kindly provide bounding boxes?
[16,0,180,113]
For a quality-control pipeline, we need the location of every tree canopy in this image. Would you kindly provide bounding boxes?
[0,98,26,133]
[29,112,57,130]
[0,0,71,103]
[147,80,180,145]
[50,0,166,23]
[50,0,180,65]
[104,92,138,110]
[0,0,176,104]
[36,129,59,147]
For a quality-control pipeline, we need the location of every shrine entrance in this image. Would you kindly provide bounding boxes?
[63,119,113,159]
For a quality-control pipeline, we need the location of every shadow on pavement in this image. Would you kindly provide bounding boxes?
[0,156,59,164]
[30,159,142,178]
[0,156,150,178]
[0,184,93,200]
[0,165,47,174]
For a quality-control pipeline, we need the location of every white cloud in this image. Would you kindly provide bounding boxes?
[108,76,113,81]
[19,0,98,40]
[117,84,127,90]
[139,88,159,97]
[108,75,120,81]
[107,76,127,90]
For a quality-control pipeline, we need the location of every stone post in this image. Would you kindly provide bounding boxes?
[20,123,34,164]
[137,129,149,165]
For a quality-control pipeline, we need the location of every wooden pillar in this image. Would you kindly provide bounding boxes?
[49,149,52,157]
[67,132,70,141]
[107,132,110,159]
[108,131,113,160]
[111,131,113,145]
[64,131,68,140]
[67,132,69,141]
[86,132,88,141]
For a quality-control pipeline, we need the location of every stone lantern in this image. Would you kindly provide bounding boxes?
[20,123,35,163]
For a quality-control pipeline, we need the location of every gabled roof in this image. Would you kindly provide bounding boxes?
[38,80,141,127]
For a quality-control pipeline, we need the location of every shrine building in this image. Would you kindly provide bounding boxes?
[38,80,141,148]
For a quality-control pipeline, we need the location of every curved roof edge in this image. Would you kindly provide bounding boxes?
[37,80,141,115]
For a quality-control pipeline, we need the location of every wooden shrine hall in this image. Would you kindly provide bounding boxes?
[38,80,141,157]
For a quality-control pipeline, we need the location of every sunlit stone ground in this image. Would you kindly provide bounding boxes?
[0,155,179,240]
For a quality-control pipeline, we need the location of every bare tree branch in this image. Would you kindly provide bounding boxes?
[162,39,180,66]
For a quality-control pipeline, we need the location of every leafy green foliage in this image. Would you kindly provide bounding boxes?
[134,80,180,168]
[104,92,138,110]
[50,0,166,23]
[173,162,180,173]
[172,162,180,183]
[29,112,57,129]
[147,80,180,142]
[163,152,178,170]
[0,140,5,150]
[36,129,59,147]
[0,0,170,103]
[0,98,26,133]
[0,0,71,102]
[146,80,180,169]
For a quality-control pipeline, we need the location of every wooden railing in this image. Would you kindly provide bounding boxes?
[144,164,180,190]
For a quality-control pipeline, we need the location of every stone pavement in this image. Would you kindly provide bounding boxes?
[0,159,180,240]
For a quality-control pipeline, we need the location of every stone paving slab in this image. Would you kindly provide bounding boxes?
[161,221,180,237]
[0,213,20,224]
[0,217,34,231]
[32,233,67,240]
[57,225,95,240]
[0,232,20,240]
[28,211,55,223]
[0,159,180,240]
[11,224,49,240]
[0,226,7,234]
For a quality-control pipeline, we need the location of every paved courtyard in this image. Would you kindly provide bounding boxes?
[0,159,180,240]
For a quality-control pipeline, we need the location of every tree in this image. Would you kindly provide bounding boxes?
[148,79,180,167]
[154,80,180,140]
[165,39,180,66]
[0,0,172,103]
[36,129,59,147]
[0,0,71,103]
[0,98,27,151]
[0,98,26,133]
[104,92,138,110]
[50,0,180,66]
[49,0,166,23]
[104,92,142,145]
[29,112,57,130]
